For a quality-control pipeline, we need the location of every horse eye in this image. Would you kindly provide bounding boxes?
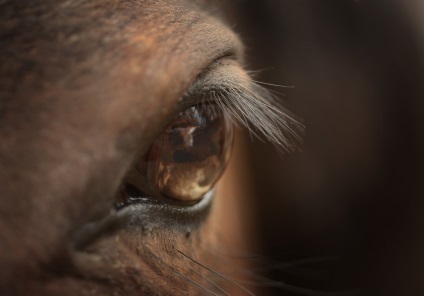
[116,104,233,208]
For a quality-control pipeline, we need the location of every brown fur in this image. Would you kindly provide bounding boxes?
[0,1,249,295]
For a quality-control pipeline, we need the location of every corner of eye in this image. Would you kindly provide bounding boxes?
[70,211,124,250]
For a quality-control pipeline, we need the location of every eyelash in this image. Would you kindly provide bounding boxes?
[197,78,304,153]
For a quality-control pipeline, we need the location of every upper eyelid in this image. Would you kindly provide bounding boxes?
[179,57,238,102]
[177,58,242,109]
[178,60,304,153]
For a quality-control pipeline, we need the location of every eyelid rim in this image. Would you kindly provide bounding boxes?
[173,56,241,115]
[72,188,216,250]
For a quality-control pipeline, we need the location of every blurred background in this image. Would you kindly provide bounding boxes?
[220,1,424,295]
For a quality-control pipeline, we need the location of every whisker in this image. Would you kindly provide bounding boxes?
[276,285,360,296]
[200,252,356,296]
[190,243,358,296]
[175,270,221,296]
[202,245,322,281]
[177,250,256,296]
[249,256,338,273]
[143,248,224,296]
[236,279,360,296]
[210,250,330,279]
[186,265,231,296]
[193,239,360,294]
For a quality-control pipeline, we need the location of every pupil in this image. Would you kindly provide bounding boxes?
[173,150,196,163]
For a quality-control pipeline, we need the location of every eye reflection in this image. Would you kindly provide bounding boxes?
[117,104,233,207]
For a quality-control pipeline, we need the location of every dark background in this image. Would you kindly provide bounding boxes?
[221,1,424,295]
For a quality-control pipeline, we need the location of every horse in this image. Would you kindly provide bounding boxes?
[0,1,302,295]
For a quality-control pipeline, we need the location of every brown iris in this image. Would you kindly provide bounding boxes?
[117,104,233,207]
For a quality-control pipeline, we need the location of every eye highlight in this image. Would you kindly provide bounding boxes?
[116,103,233,208]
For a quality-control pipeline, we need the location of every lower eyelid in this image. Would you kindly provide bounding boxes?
[116,189,216,233]
[72,187,216,249]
